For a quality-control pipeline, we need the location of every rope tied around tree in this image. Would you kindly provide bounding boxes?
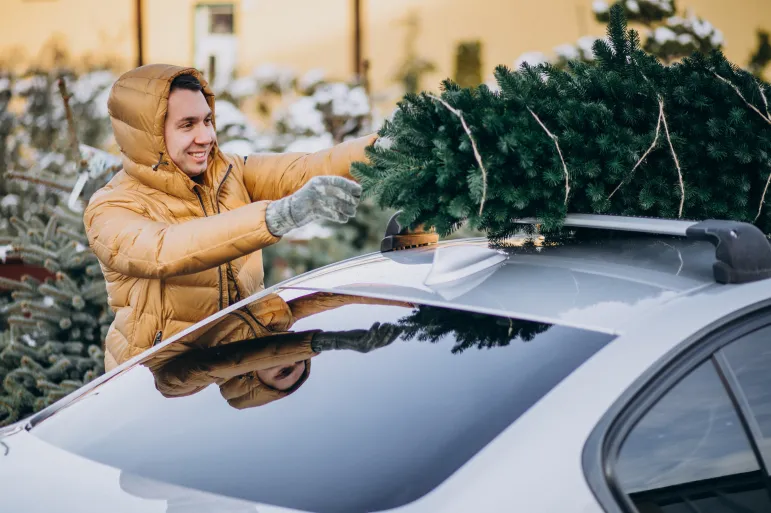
[710,72,771,220]
[426,94,489,215]
[526,107,571,206]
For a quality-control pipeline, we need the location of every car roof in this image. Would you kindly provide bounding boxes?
[278,232,723,335]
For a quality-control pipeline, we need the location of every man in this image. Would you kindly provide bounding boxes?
[84,64,379,371]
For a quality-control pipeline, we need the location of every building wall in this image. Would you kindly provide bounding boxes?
[0,0,136,69]
[1,0,769,91]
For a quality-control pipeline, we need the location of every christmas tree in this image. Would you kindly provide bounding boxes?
[353,4,771,240]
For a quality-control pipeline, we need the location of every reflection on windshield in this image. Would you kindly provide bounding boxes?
[145,292,552,410]
[397,305,550,353]
[145,292,413,410]
[32,290,613,513]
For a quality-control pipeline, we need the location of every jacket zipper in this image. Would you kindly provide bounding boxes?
[194,186,228,311]
[214,164,266,331]
[214,165,244,304]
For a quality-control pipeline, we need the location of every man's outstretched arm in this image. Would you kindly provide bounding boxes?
[240,133,377,202]
[85,174,362,279]
[84,197,279,279]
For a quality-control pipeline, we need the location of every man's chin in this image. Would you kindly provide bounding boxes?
[181,163,207,178]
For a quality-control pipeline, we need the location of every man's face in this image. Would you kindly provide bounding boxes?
[163,88,216,178]
[256,360,307,391]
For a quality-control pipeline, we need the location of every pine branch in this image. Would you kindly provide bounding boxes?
[4,172,75,192]
[57,77,88,174]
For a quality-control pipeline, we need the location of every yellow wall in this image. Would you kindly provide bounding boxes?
[1,0,769,92]
[0,0,136,69]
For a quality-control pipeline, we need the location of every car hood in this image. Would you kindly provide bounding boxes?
[0,428,301,513]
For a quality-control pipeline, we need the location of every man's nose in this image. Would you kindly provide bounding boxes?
[194,124,214,145]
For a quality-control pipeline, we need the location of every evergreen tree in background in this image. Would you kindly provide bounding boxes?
[594,0,723,64]
[454,41,484,88]
[393,11,437,95]
[0,71,118,425]
[748,30,771,79]
[354,5,771,240]
[530,0,726,71]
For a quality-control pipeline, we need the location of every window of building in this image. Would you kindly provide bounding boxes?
[209,4,234,34]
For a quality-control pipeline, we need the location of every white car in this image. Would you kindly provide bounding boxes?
[2,214,771,513]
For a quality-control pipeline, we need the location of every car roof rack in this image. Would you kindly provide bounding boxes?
[380,211,439,252]
[514,214,771,284]
[514,213,698,236]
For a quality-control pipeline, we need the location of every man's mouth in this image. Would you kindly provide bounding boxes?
[188,149,209,163]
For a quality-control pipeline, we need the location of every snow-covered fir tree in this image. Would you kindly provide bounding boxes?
[515,0,724,70]
[0,71,120,425]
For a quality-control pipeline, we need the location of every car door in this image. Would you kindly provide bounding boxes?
[596,312,771,512]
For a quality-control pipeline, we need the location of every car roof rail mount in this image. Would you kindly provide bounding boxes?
[380,211,439,252]
[513,214,771,285]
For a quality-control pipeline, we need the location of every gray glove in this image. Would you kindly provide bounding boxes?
[310,322,403,354]
[265,175,362,237]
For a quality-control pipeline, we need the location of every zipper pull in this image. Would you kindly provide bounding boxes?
[153,331,163,346]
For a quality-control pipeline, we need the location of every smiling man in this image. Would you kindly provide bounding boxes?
[84,64,378,371]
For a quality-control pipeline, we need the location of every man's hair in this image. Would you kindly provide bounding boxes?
[170,73,203,93]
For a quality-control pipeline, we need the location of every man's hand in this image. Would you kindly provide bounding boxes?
[265,176,361,237]
[310,322,403,354]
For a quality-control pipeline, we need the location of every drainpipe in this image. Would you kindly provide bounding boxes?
[136,0,144,67]
[353,0,362,81]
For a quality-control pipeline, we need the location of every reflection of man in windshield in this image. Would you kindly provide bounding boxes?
[146,293,549,410]
[256,360,306,391]
[144,292,408,409]
[253,321,404,391]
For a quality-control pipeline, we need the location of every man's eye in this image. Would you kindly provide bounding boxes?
[204,118,212,125]
[181,123,192,129]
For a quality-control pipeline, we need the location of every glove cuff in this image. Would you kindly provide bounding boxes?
[310,332,338,353]
[265,197,296,237]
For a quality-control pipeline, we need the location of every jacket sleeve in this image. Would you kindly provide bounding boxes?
[150,332,316,398]
[84,196,280,279]
[240,133,377,202]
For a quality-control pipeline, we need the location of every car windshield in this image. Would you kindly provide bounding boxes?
[31,289,614,513]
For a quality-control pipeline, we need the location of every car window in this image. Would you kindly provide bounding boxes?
[722,325,771,473]
[31,290,614,513]
[613,332,771,512]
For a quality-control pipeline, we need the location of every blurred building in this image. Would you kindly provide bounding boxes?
[1,0,770,99]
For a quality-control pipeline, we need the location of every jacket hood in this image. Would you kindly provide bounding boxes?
[107,64,226,197]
